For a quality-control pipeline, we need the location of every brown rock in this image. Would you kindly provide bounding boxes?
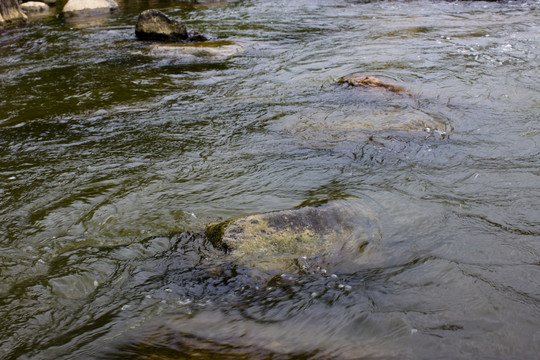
[338,74,410,94]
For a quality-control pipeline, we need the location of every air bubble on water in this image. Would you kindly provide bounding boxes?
[165,288,172,292]
[177,298,192,306]
[411,328,418,335]
[121,304,131,311]
[344,285,351,291]
[145,294,152,299]
[331,274,338,279]
[311,292,318,297]
[8,176,16,180]
[321,268,327,274]
[93,280,99,287]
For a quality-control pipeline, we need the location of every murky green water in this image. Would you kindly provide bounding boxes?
[1,0,539,358]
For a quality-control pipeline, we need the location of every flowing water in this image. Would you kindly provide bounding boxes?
[1,0,539,358]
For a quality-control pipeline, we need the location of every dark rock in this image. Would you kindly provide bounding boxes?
[188,30,208,42]
[135,9,188,42]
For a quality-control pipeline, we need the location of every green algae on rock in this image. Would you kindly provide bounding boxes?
[206,198,381,271]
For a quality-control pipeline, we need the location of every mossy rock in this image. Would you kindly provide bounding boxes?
[206,198,381,272]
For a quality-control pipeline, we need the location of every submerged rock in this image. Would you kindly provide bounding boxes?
[20,1,50,13]
[338,74,410,95]
[135,9,205,42]
[62,0,118,17]
[206,198,381,272]
[279,72,449,147]
[142,41,244,60]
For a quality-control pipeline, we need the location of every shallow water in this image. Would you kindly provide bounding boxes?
[1,0,539,358]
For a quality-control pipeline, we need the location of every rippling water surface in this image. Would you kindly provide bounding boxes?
[1,0,539,358]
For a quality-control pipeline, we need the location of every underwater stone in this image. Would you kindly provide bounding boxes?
[338,74,410,95]
[142,41,244,60]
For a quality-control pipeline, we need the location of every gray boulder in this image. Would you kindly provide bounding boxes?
[135,9,189,42]
[206,198,381,272]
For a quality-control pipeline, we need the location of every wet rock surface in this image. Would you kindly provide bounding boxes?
[281,74,449,149]
[206,198,381,272]
[135,9,190,42]
[142,41,244,60]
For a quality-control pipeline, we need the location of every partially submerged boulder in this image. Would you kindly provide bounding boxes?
[206,198,381,272]
[62,0,118,17]
[20,1,50,13]
[338,74,410,95]
[135,9,207,42]
[280,72,449,147]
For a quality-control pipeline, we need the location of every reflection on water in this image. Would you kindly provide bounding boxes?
[1,0,539,358]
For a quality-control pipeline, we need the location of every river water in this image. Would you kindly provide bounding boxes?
[1,0,539,358]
